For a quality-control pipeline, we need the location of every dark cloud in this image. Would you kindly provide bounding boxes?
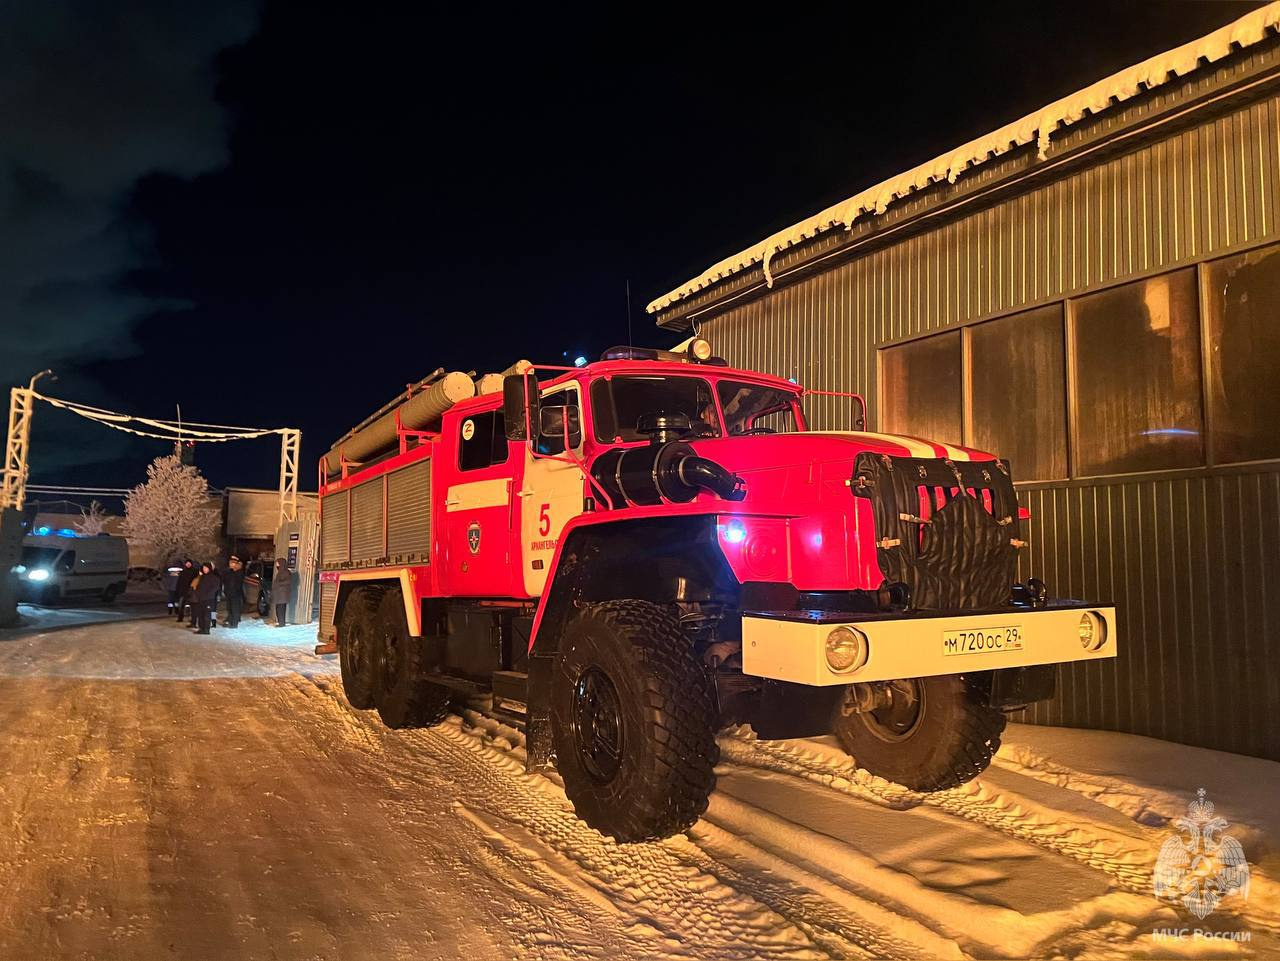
[0,1,256,455]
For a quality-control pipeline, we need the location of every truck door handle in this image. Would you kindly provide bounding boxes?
[516,488,535,497]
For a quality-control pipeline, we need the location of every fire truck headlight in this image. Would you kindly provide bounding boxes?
[825,626,868,673]
[27,568,50,582]
[1078,611,1107,651]
[689,337,713,361]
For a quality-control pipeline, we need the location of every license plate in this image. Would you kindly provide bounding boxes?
[942,625,1024,656]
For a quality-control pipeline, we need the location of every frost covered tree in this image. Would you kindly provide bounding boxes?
[74,499,110,536]
[123,454,219,564]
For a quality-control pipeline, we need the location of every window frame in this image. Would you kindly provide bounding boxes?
[875,328,965,446]
[457,408,511,473]
[875,243,1280,485]
[537,384,584,456]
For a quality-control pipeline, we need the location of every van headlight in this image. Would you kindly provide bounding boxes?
[825,626,869,673]
[27,569,50,582]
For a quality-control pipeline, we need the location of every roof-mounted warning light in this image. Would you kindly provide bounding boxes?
[600,338,725,365]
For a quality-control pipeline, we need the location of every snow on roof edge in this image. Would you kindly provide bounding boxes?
[647,2,1280,316]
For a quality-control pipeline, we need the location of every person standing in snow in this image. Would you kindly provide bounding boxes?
[272,557,293,627]
[221,555,245,628]
[173,559,196,622]
[191,562,222,635]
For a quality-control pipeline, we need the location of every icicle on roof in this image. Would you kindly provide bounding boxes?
[647,2,1280,315]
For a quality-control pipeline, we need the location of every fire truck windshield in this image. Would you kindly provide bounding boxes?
[590,375,721,442]
[716,381,802,435]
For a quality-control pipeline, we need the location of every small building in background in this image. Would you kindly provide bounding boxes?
[28,487,316,571]
[222,487,318,562]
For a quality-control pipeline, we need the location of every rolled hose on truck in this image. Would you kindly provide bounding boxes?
[590,441,746,507]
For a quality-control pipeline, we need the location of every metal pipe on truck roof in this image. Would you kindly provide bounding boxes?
[474,374,504,395]
[501,359,533,377]
[335,368,446,445]
[322,370,474,475]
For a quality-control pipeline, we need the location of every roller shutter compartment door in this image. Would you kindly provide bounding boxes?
[386,460,432,562]
[349,478,386,563]
[319,581,338,637]
[320,490,350,565]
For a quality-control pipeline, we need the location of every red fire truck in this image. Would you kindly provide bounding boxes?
[318,342,1117,841]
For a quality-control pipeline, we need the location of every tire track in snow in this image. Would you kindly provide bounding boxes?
[291,676,985,960]
[716,728,1280,944]
[716,729,1157,892]
[288,677,838,960]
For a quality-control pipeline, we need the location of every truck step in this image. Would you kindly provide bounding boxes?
[427,673,487,695]
[492,670,528,702]
[491,670,529,730]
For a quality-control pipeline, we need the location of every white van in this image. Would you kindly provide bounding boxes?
[17,530,129,604]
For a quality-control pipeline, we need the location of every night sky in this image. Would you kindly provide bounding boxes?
[1,0,1262,495]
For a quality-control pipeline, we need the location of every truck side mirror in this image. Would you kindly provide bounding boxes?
[503,372,540,441]
[538,404,582,453]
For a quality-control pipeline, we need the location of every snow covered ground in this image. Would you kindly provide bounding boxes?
[0,618,1274,960]
[0,585,169,639]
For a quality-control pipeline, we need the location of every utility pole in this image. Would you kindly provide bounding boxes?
[1,370,54,627]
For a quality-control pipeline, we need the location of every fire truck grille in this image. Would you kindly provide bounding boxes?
[853,454,1020,611]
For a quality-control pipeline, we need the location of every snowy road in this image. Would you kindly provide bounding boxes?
[0,620,1275,960]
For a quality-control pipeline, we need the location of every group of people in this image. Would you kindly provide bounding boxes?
[170,556,294,635]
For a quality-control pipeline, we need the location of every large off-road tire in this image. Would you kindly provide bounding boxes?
[338,586,382,709]
[551,599,719,843]
[833,673,1006,791]
[371,588,451,729]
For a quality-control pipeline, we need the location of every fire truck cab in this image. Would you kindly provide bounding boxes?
[319,343,1117,841]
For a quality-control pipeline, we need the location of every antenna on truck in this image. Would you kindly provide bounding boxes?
[625,278,633,346]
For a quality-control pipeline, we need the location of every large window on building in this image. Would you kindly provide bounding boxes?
[968,305,1068,481]
[1203,243,1280,465]
[879,330,962,444]
[1070,269,1203,476]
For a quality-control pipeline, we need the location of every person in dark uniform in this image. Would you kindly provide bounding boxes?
[192,562,222,635]
[273,557,293,627]
[222,555,245,628]
[173,559,196,622]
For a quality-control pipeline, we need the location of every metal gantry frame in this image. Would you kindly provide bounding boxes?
[277,428,301,526]
[0,376,302,522]
[0,370,52,511]
[0,384,36,511]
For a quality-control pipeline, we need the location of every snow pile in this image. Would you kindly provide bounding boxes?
[647,2,1280,314]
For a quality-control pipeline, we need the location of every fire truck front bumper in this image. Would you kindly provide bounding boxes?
[741,602,1117,686]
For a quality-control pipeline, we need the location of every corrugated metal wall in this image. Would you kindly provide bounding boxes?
[687,88,1280,759]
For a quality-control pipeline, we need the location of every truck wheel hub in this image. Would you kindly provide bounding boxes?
[572,667,624,783]
[863,678,925,742]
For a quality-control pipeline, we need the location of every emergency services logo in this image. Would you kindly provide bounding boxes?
[467,521,482,554]
[1154,788,1250,920]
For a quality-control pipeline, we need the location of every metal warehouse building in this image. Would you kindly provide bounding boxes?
[649,6,1280,761]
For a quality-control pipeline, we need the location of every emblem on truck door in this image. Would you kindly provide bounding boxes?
[467,521,482,554]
